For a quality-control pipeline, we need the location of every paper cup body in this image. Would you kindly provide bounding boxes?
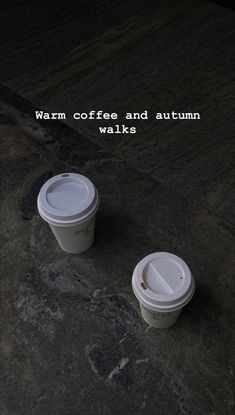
[49,217,95,254]
[37,173,99,253]
[139,304,181,328]
[132,252,195,328]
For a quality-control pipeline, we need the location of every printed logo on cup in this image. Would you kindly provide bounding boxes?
[74,223,92,236]
[132,252,195,328]
[142,306,172,318]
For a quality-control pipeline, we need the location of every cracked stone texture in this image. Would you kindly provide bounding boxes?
[0,85,235,415]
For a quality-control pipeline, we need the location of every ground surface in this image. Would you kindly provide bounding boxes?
[0,1,235,415]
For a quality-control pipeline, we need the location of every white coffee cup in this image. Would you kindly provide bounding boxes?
[132,252,195,328]
[37,173,100,253]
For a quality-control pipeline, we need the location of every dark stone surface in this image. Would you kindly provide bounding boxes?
[0,86,235,415]
[212,1,235,8]
[1,1,235,224]
[19,172,53,220]
[1,1,235,413]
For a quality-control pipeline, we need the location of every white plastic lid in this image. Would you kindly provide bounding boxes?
[37,173,99,226]
[132,252,195,312]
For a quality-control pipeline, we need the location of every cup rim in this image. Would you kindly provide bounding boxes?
[37,173,100,227]
[132,252,195,312]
